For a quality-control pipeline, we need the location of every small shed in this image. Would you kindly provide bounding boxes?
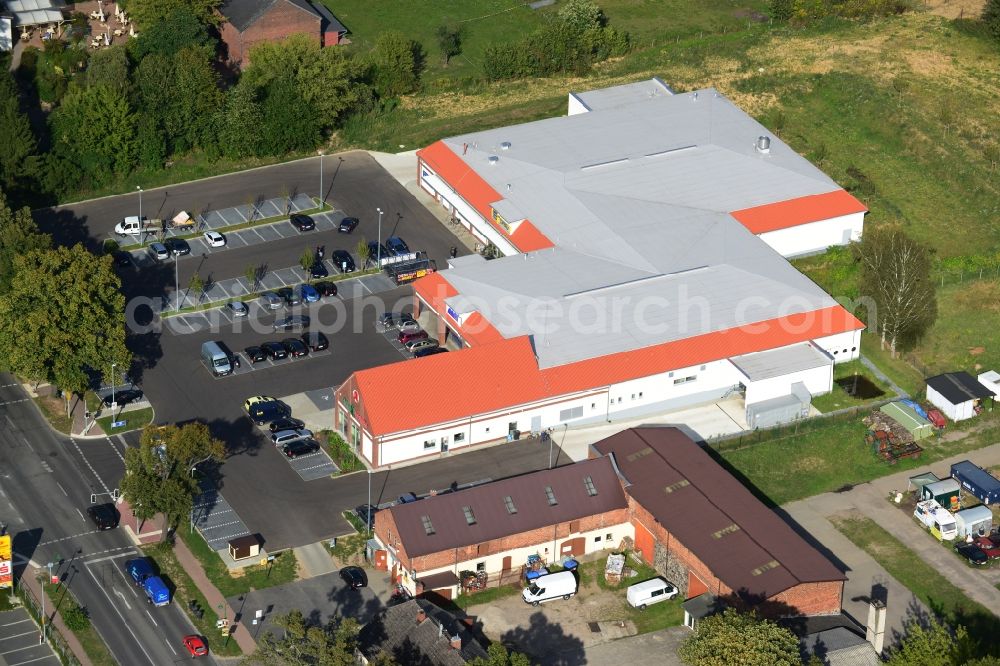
[954,505,993,539]
[228,534,261,561]
[951,460,1000,505]
[926,372,996,422]
[880,402,933,441]
[745,382,811,429]
[979,370,1000,397]
[907,471,940,493]
[921,478,960,510]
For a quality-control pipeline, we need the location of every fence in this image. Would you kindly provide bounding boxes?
[934,266,1000,287]
[458,567,525,597]
[13,577,82,666]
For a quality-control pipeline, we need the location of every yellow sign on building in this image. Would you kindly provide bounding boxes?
[0,534,12,589]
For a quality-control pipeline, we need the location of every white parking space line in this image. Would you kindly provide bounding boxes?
[1,619,31,628]
[252,228,267,243]
[145,609,157,626]
[8,655,61,666]
[0,630,37,641]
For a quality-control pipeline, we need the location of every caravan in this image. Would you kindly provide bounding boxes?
[914,499,957,541]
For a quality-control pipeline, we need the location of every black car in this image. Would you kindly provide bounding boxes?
[282,337,309,358]
[113,251,133,268]
[413,346,447,358]
[955,542,989,566]
[290,214,315,231]
[354,504,379,530]
[367,241,389,264]
[338,217,359,233]
[302,331,329,351]
[277,287,301,307]
[262,341,289,360]
[274,315,310,331]
[385,236,409,256]
[269,417,305,433]
[164,237,191,256]
[248,401,290,425]
[331,250,356,273]
[310,261,329,279]
[340,566,368,589]
[245,346,267,363]
[87,503,120,530]
[314,281,337,298]
[102,389,144,407]
[283,438,320,458]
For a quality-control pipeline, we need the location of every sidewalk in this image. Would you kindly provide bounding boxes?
[21,570,94,666]
[172,537,257,655]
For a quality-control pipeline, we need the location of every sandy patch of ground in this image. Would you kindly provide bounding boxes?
[923,0,985,19]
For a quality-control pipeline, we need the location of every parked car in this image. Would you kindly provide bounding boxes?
[397,492,419,504]
[398,330,428,345]
[398,319,422,334]
[955,542,989,566]
[244,346,267,364]
[124,558,155,585]
[113,251,133,268]
[413,346,447,358]
[247,401,290,426]
[354,504,379,529]
[244,396,277,412]
[164,237,191,256]
[310,261,329,279]
[203,230,226,247]
[314,281,337,297]
[367,241,389,264]
[302,331,329,351]
[331,250,356,273]
[290,214,315,232]
[338,217,359,233]
[147,242,170,262]
[340,566,368,589]
[87,503,119,530]
[282,337,309,358]
[268,417,305,433]
[298,283,320,303]
[277,287,301,307]
[385,236,409,256]
[379,312,415,330]
[272,428,312,446]
[182,635,208,658]
[103,389,143,407]
[282,438,320,458]
[227,301,249,317]
[259,292,283,310]
[973,536,1000,559]
[626,578,678,609]
[261,341,288,360]
[406,338,438,352]
[274,315,310,331]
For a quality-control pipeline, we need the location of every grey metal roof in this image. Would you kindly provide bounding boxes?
[731,343,832,381]
[4,0,64,11]
[571,77,673,111]
[430,83,849,368]
[10,8,62,25]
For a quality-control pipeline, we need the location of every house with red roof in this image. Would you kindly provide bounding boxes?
[335,79,867,467]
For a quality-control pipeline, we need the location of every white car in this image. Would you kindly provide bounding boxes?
[204,230,226,247]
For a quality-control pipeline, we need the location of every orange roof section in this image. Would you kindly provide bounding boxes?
[730,190,868,235]
[350,305,865,436]
[417,141,554,252]
[412,273,505,347]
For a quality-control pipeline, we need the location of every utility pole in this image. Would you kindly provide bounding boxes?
[376,207,383,268]
[318,151,325,207]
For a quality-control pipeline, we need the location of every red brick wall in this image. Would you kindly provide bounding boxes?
[374,507,630,572]
[221,0,321,67]
[768,580,843,617]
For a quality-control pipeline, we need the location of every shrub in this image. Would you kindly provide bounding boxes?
[63,603,90,631]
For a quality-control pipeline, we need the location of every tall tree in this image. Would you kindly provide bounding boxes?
[369,31,421,98]
[245,611,368,665]
[0,245,130,394]
[853,227,937,356]
[165,46,222,152]
[84,46,130,95]
[469,644,531,666]
[678,608,800,666]
[260,77,319,155]
[886,620,973,666]
[557,0,607,32]
[0,73,42,198]
[435,25,462,66]
[0,189,51,293]
[126,0,221,30]
[217,81,264,159]
[50,83,139,178]
[129,7,211,59]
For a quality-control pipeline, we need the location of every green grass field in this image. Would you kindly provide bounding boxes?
[811,359,892,413]
[97,407,153,435]
[176,528,298,598]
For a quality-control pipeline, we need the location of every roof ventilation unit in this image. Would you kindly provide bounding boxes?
[500,141,511,151]
[755,136,771,154]
[488,155,499,165]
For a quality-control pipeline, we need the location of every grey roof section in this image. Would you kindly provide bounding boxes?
[4,0,64,11]
[802,629,880,666]
[311,1,346,35]
[429,85,851,368]
[10,8,63,25]
[219,0,319,32]
[358,598,489,665]
[571,77,673,112]
[731,342,832,381]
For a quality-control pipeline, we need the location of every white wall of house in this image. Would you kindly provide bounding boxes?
[813,329,862,363]
[758,211,865,258]
[926,385,975,422]
[604,359,743,418]
[742,364,833,406]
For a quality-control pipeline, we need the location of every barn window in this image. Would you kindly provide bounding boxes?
[545,486,558,506]
[504,496,517,514]
[421,516,435,536]
[462,506,477,525]
[583,476,598,496]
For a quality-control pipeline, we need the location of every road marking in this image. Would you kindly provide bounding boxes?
[113,588,132,611]
[165,638,177,655]
[2,643,44,656]
[8,654,61,665]
[105,437,125,464]
[0,398,29,407]
[40,529,103,547]
[84,564,156,666]
[82,547,134,562]
[21,437,35,453]
[0,619,31,628]
[0,383,20,388]
[145,609,157,626]
[69,438,110,494]
[74,509,86,523]
[0,629,39,641]
[196,518,244,532]
[55,482,68,497]
[297,461,336,472]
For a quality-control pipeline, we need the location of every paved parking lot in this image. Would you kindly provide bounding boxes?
[191,479,252,551]
[0,608,60,666]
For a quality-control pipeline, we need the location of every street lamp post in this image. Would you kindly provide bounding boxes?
[175,253,180,311]
[110,362,117,410]
[136,186,143,244]
[318,151,324,207]
[367,470,372,538]
[42,562,54,643]
[376,207,383,268]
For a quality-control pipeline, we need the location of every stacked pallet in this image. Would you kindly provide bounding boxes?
[863,409,915,444]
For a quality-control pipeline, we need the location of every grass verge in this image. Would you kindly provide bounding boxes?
[32,395,72,434]
[42,581,117,666]
[831,514,1000,654]
[812,360,893,413]
[176,528,298,598]
[96,407,153,435]
[861,337,926,398]
[141,543,243,657]
[581,555,684,633]
[327,513,368,564]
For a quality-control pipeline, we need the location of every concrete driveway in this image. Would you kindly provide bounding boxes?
[583,627,688,666]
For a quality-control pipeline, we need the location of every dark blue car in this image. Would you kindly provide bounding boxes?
[125,558,155,586]
[385,236,409,256]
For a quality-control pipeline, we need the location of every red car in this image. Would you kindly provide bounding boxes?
[398,329,427,345]
[183,635,208,658]
[973,536,1000,559]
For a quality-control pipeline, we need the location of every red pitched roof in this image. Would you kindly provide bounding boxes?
[730,190,868,234]
[417,141,554,252]
[351,305,864,436]
[412,273,505,347]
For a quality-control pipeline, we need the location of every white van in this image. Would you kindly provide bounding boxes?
[626,578,678,609]
[521,571,577,606]
[201,341,232,377]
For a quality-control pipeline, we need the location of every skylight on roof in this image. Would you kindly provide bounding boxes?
[583,476,597,497]
[504,496,517,514]
[421,515,435,536]
[462,506,477,525]
[545,486,558,506]
[579,157,629,171]
[644,145,697,158]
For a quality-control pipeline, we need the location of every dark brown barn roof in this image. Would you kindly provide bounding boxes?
[388,457,627,558]
[593,427,844,601]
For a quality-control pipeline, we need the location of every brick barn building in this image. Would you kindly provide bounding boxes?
[592,426,845,619]
[218,0,347,67]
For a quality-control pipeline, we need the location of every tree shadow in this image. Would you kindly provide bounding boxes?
[501,611,586,666]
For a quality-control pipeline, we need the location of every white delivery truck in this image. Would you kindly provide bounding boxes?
[522,571,577,606]
[201,341,232,377]
[913,499,957,541]
[626,578,678,609]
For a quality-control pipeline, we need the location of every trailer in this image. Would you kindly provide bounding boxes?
[951,460,1000,505]
[913,499,957,540]
[954,505,993,539]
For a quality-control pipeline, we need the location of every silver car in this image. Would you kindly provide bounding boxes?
[406,338,439,352]
[147,242,169,262]
[227,301,249,317]
[271,428,313,446]
[259,292,282,310]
